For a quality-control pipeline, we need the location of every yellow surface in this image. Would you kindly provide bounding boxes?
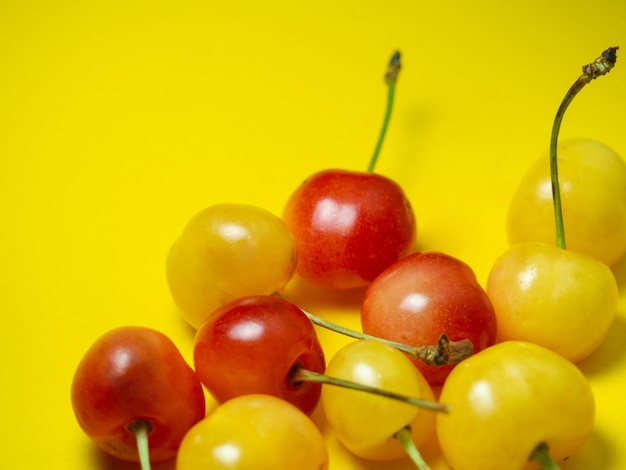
[1,1,625,469]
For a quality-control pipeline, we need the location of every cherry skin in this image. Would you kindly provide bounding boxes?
[193,295,326,415]
[176,394,329,470]
[71,326,206,465]
[166,203,298,329]
[283,168,416,290]
[437,341,595,470]
[507,138,626,267]
[361,251,497,386]
[486,242,618,362]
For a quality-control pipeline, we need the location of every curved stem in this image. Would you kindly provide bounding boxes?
[394,426,431,470]
[299,304,473,366]
[127,420,153,470]
[529,442,561,470]
[549,46,619,249]
[368,50,401,173]
[291,367,448,413]
[549,78,583,249]
[272,293,473,365]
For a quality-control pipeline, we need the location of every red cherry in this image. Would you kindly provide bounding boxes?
[361,251,497,386]
[194,295,326,415]
[283,169,416,290]
[71,326,206,464]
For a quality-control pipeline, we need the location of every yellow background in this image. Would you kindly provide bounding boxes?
[1,1,625,469]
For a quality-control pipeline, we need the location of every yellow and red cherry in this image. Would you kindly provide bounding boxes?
[166,203,297,329]
[361,251,497,386]
[71,326,206,468]
[176,394,329,470]
[321,340,437,468]
[487,47,619,362]
[507,138,626,267]
[437,341,595,470]
[282,51,417,290]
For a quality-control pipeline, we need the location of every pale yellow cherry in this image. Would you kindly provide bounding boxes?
[321,340,436,464]
[486,242,618,363]
[507,138,626,266]
[166,204,297,329]
[437,341,595,470]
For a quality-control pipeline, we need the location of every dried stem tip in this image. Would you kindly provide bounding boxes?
[582,46,619,82]
[418,334,474,367]
[385,50,401,84]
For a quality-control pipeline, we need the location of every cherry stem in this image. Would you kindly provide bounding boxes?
[367,50,401,173]
[127,420,153,470]
[394,426,432,470]
[298,303,473,366]
[272,293,472,365]
[291,366,449,413]
[549,46,618,249]
[529,442,561,470]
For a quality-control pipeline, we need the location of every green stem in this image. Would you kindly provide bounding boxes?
[128,420,153,470]
[298,304,473,366]
[549,46,619,249]
[367,50,401,173]
[273,293,473,366]
[291,367,448,413]
[529,442,561,470]
[394,426,431,470]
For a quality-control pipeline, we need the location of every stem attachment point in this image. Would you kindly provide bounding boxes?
[394,426,432,470]
[127,419,153,470]
[529,442,561,470]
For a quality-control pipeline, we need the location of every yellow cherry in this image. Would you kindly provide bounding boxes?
[166,204,297,329]
[321,340,436,464]
[176,394,328,470]
[437,341,595,470]
[486,242,618,362]
[507,138,626,266]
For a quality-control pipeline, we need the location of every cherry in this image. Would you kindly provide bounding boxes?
[177,394,329,470]
[321,339,438,468]
[507,138,626,267]
[283,169,416,290]
[70,326,206,468]
[166,203,297,329]
[487,241,617,362]
[193,295,326,415]
[360,251,497,386]
[437,341,595,470]
[282,51,416,290]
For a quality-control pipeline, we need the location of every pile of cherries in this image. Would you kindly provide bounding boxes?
[71,47,623,470]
